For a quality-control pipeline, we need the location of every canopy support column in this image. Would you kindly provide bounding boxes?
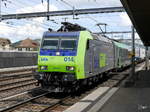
[145,47,149,70]
[131,25,135,80]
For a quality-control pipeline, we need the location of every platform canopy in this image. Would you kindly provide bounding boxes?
[121,0,150,46]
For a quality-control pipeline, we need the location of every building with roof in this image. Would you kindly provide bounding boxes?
[0,38,11,50]
[13,38,40,51]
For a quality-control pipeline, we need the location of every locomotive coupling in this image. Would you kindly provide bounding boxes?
[62,73,76,81]
[34,71,44,80]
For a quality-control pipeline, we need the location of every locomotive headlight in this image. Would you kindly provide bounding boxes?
[66,66,75,71]
[40,66,48,70]
[56,52,60,56]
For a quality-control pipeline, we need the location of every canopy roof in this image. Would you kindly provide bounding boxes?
[121,0,150,46]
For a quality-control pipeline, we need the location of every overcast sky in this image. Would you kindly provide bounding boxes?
[0,0,137,43]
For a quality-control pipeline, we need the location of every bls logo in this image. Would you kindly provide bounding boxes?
[41,58,48,61]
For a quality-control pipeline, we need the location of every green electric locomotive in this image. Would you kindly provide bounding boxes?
[35,22,130,92]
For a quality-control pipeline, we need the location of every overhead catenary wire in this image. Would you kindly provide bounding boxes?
[1,0,46,14]
[0,1,132,41]
[0,22,45,39]
[0,1,27,15]
[62,0,107,33]
[56,0,72,10]
[16,0,38,7]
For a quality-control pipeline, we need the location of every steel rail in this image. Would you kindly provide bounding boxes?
[0,92,70,112]
[0,92,50,112]
[0,66,37,74]
[0,81,37,93]
[0,73,33,82]
[39,96,71,112]
[0,78,35,88]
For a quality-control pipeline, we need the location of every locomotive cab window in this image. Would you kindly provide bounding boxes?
[42,38,59,50]
[60,38,77,50]
[41,33,79,50]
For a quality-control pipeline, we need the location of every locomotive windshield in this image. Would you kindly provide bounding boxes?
[42,38,59,49]
[60,38,76,50]
[41,36,78,50]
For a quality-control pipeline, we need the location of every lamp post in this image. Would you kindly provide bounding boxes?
[131,25,135,78]
[125,25,136,86]
[145,46,149,70]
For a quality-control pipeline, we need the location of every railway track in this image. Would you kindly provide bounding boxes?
[0,82,38,99]
[0,91,71,112]
[0,72,33,82]
[0,65,131,112]
[0,69,38,99]
[0,66,37,83]
[0,63,145,112]
[0,92,50,112]
[0,81,37,93]
[0,73,37,93]
[0,77,35,87]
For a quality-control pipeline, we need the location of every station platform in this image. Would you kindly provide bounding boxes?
[64,68,150,112]
[93,70,150,112]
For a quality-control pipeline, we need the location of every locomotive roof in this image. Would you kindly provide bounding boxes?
[44,31,80,37]
[114,41,129,49]
[92,34,112,43]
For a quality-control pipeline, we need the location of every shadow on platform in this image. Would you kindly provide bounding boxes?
[99,70,150,112]
[125,70,150,88]
[135,70,150,88]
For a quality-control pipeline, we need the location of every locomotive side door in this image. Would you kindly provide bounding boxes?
[89,40,94,74]
[84,40,94,76]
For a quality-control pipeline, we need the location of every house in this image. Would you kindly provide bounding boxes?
[13,38,40,51]
[0,38,11,50]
